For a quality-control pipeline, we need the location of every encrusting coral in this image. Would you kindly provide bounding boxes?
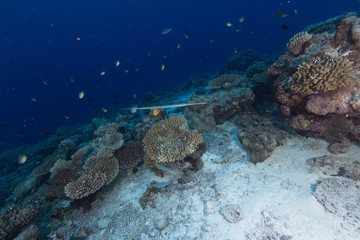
[142,116,203,174]
[286,31,313,55]
[291,57,355,96]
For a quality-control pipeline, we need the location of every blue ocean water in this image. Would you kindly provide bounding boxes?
[0,0,357,148]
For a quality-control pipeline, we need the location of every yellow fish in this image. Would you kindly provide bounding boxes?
[124,69,129,73]
[64,116,70,120]
[18,154,27,164]
[115,61,120,67]
[177,43,181,49]
[226,22,233,27]
[102,108,108,113]
[153,108,160,116]
[100,71,106,76]
[239,16,245,23]
[161,64,165,71]
[78,91,84,99]
[31,98,37,102]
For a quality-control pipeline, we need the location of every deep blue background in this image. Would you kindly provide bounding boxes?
[0,0,358,147]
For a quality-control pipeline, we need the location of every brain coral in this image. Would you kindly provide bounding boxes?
[291,57,355,96]
[142,116,203,168]
[286,31,312,55]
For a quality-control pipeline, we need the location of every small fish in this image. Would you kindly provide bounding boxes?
[239,16,245,23]
[294,9,298,15]
[226,22,233,27]
[41,131,50,136]
[161,64,165,71]
[234,49,238,54]
[147,52,151,56]
[31,98,37,102]
[100,71,106,76]
[78,91,84,99]
[133,93,136,99]
[124,69,129,73]
[76,37,80,40]
[115,60,120,67]
[235,28,241,32]
[184,34,189,39]
[275,11,288,18]
[163,55,167,59]
[179,54,184,59]
[155,164,174,172]
[18,154,27,164]
[102,108,108,113]
[64,116,70,120]
[152,108,160,116]
[152,181,173,189]
[42,80,48,85]
[281,24,288,30]
[135,67,139,72]
[70,76,75,82]
[161,28,172,35]
[210,39,214,43]
[177,43,180,49]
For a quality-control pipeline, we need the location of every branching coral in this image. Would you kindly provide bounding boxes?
[0,205,36,240]
[115,141,144,169]
[142,116,203,169]
[286,31,312,55]
[291,57,355,95]
[64,146,119,199]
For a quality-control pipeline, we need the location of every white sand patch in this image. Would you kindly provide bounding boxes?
[65,124,359,240]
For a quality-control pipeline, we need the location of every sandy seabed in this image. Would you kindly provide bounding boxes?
[61,122,360,240]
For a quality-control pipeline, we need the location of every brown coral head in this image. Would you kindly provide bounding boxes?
[291,57,356,96]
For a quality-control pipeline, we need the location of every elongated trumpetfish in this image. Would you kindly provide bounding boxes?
[123,101,208,113]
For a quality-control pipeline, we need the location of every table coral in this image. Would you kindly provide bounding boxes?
[142,116,203,174]
[286,31,312,55]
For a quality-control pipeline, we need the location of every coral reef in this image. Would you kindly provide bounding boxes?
[206,74,244,90]
[271,14,360,142]
[0,205,37,240]
[115,141,144,169]
[93,123,124,150]
[143,116,203,175]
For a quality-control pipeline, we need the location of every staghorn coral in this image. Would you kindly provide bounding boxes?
[64,146,119,199]
[291,57,355,96]
[0,205,36,240]
[286,31,312,55]
[143,116,203,171]
[115,141,145,169]
[206,74,244,90]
